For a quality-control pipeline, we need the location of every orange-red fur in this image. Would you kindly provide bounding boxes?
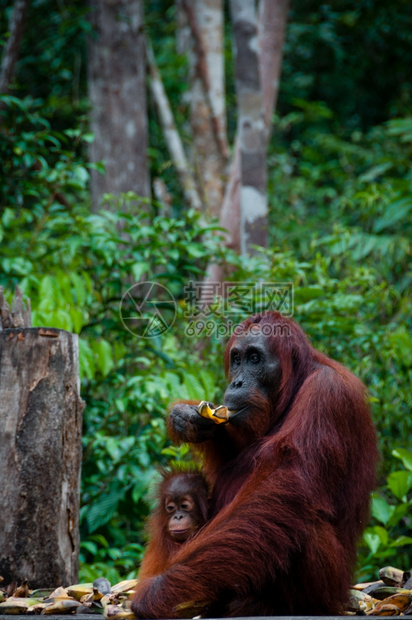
[139,466,209,580]
[132,312,378,618]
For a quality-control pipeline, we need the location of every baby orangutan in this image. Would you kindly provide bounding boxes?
[138,466,209,580]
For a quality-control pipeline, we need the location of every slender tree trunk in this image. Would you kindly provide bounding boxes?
[0,327,84,587]
[259,0,290,138]
[203,136,241,287]
[146,41,202,212]
[88,0,149,211]
[202,0,289,295]
[0,0,30,95]
[182,0,228,217]
[230,0,267,254]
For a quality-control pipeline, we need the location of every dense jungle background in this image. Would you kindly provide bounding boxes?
[1,0,411,583]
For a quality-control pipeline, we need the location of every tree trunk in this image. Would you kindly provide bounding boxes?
[146,40,202,212]
[259,0,290,138]
[0,327,84,588]
[183,0,228,216]
[0,0,30,95]
[230,0,267,255]
[88,0,149,211]
[201,0,289,299]
[201,136,241,292]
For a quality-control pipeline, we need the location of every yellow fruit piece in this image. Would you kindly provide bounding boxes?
[381,592,412,612]
[66,584,93,600]
[197,401,228,425]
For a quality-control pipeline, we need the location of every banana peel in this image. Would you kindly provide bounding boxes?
[353,581,380,591]
[14,581,29,598]
[371,587,411,601]
[111,579,139,594]
[347,589,374,613]
[80,587,107,605]
[29,589,55,599]
[0,598,29,614]
[197,401,228,425]
[93,578,111,596]
[46,587,71,600]
[0,578,136,618]
[104,604,135,619]
[27,603,48,614]
[174,599,210,618]
[0,597,42,614]
[66,583,93,600]
[379,567,406,588]
[380,592,412,613]
[0,601,29,614]
[367,602,401,616]
[42,599,80,614]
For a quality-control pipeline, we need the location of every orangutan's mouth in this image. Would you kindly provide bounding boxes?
[226,407,247,420]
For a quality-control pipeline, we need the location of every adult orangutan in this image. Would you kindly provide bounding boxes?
[139,466,209,580]
[132,311,378,618]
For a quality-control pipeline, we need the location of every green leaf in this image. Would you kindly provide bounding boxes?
[387,503,410,527]
[93,339,114,377]
[199,370,216,401]
[80,541,98,555]
[50,309,72,330]
[371,495,395,525]
[364,532,381,554]
[131,262,149,281]
[358,162,393,183]
[373,195,412,233]
[388,329,412,365]
[294,286,324,302]
[90,534,110,548]
[79,338,96,380]
[39,275,58,304]
[70,272,88,305]
[164,371,181,395]
[183,373,204,400]
[387,470,412,500]
[372,526,389,545]
[132,469,156,503]
[69,307,84,333]
[389,536,412,548]
[392,449,412,472]
[86,489,126,532]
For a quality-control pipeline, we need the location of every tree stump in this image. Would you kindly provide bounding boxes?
[0,327,84,587]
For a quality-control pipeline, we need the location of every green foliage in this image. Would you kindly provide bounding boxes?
[0,95,91,216]
[358,450,412,581]
[79,536,144,583]
[0,99,227,574]
[281,1,412,128]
